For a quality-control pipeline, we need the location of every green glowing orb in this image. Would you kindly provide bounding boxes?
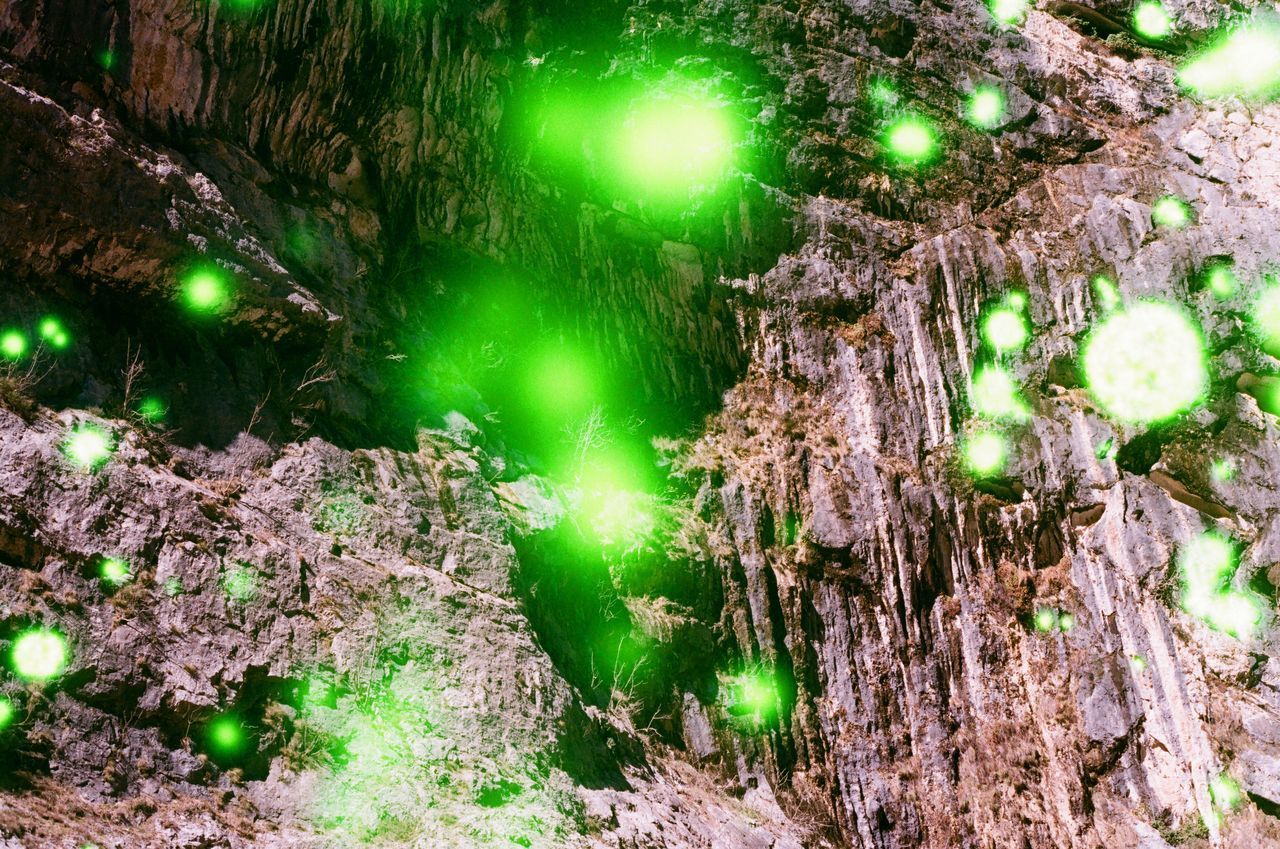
[989,0,1028,26]
[100,557,132,587]
[1092,276,1121,312]
[616,95,735,199]
[11,629,68,682]
[1152,195,1191,228]
[1210,774,1243,811]
[971,365,1029,421]
[966,86,1006,129]
[1005,291,1028,311]
[589,489,656,548]
[1034,608,1059,632]
[964,430,1007,477]
[1206,265,1237,299]
[1132,2,1172,40]
[1096,437,1116,460]
[0,330,28,361]
[1251,285,1280,355]
[62,424,115,470]
[1179,532,1263,639]
[982,307,1029,352]
[138,396,168,423]
[1058,613,1075,632]
[884,116,939,163]
[1130,654,1148,672]
[1081,301,1207,424]
[181,266,232,313]
[38,317,71,350]
[0,696,13,731]
[724,670,779,722]
[1211,458,1235,483]
[97,49,115,71]
[1179,25,1280,100]
[206,715,249,758]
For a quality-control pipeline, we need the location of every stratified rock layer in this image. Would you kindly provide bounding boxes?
[2,1,1280,848]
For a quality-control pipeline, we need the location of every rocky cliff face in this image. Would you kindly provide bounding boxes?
[2,1,1280,847]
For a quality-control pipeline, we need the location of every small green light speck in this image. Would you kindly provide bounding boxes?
[1081,301,1207,425]
[1133,2,1171,40]
[1092,276,1121,312]
[206,715,250,760]
[1096,437,1115,460]
[1211,458,1235,483]
[100,557,132,587]
[884,115,939,164]
[11,628,69,682]
[982,307,1029,352]
[990,0,1028,26]
[1058,613,1075,632]
[0,330,28,361]
[97,49,115,71]
[138,396,167,423]
[1130,654,1148,672]
[181,266,232,313]
[1210,774,1243,811]
[1005,291,1028,312]
[162,576,185,597]
[1152,195,1192,228]
[1034,608,1059,632]
[0,697,14,731]
[964,430,1008,477]
[1206,265,1237,299]
[971,365,1029,421]
[967,86,1007,129]
[868,77,899,109]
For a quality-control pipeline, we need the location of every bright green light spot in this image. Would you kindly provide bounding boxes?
[1081,301,1207,424]
[1133,2,1172,40]
[0,330,27,361]
[589,489,656,548]
[1210,774,1243,811]
[138,396,167,423]
[1211,458,1236,483]
[1206,265,1237,299]
[206,715,249,759]
[967,86,1007,129]
[971,365,1029,421]
[1130,654,1148,671]
[1034,608,1059,632]
[616,94,735,199]
[11,629,68,682]
[181,266,231,313]
[1005,291,1028,312]
[1152,195,1192,228]
[1250,285,1280,356]
[100,557,132,587]
[1093,276,1121,313]
[222,563,258,604]
[62,424,114,471]
[1179,25,1280,100]
[990,0,1028,26]
[1179,532,1263,639]
[723,669,779,724]
[0,697,14,731]
[38,317,70,349]
[1058,613,1075,632]
[884,115,939,163]
[964,430,1007,477]
[1096,437,1116,460]
[982,308,1029,352]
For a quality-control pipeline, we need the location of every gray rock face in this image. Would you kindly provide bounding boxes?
[3,1,1280,848]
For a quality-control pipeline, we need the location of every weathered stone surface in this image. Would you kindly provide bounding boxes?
[4,1,1280,848]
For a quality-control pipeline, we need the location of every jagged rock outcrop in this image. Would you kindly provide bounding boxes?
[3,1,1280,848]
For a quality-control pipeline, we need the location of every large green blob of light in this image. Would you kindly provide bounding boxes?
[970,365,1029,421]
[1133,2,1172,40]
[206,714,251,762]
[966,86,1007,130]
[180,265,232,313]
[884,115,939,164]
[0,330,27,361]
[1081,301,1208,424]
[722,668,780,724]
[0,696,14,731]
[989,0,1028,26]
[62,424,115,471]
[612,93,736,201]
[1251,283,1280,357]
[1179,24,1280,100]
[11,628,68,682]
